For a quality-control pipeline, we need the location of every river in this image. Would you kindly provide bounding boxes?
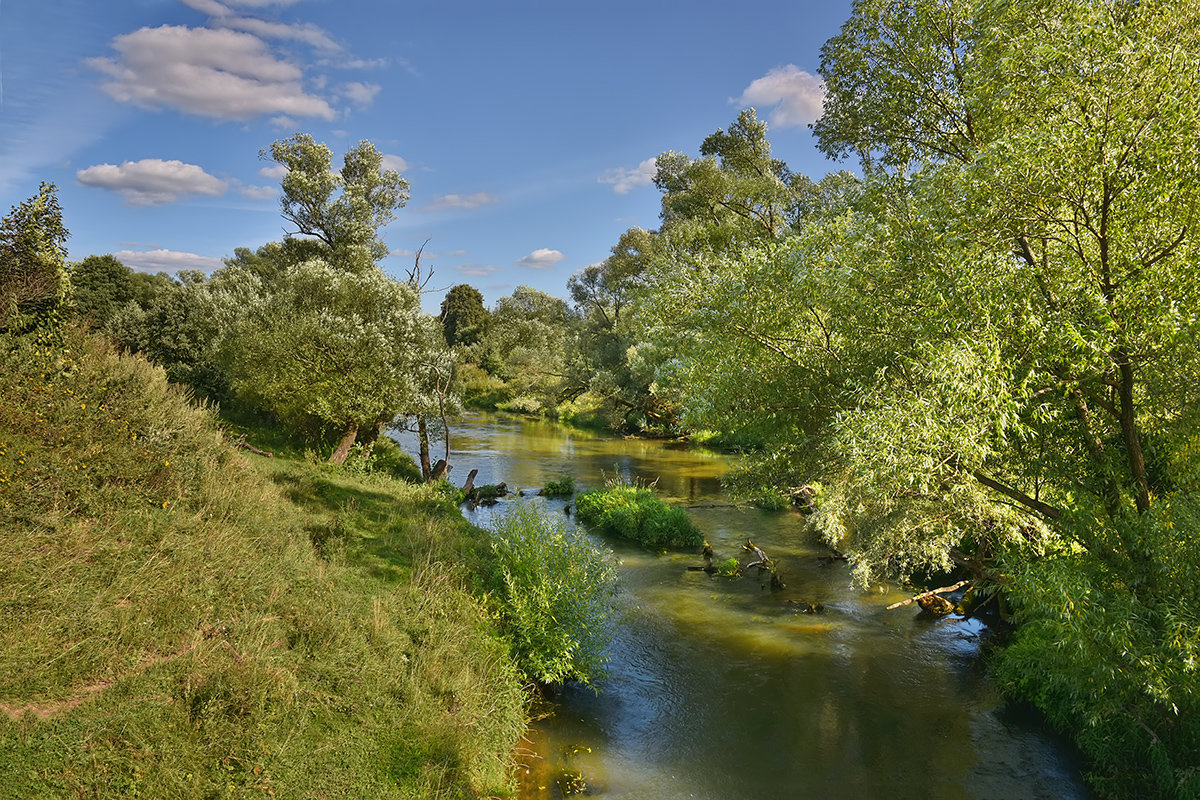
[392,411,1092,800]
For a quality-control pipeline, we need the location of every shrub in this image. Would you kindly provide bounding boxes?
[541,476,575,497]
[487,501,617,686]
[574,482,703,549]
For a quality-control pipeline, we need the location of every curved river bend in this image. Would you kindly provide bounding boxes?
[393,412,1091,800]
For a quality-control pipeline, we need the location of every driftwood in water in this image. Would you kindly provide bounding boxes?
[461,469,479,495]
[233,436,274,458]
[885,580,971,612]
[431,459,451,481]
[742,539,770,570]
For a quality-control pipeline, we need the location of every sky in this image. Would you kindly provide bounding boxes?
[1,0,854,312]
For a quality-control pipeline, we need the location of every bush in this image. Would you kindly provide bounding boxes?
[487,502,617,686]
[574,482,703,549]
[541,476,575,497]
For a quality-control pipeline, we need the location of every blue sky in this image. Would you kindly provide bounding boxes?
[2,0,853,311]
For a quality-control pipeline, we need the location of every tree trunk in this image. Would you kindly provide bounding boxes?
[417,417,432,482]
[329,420,359,465]
[358,416,387,456]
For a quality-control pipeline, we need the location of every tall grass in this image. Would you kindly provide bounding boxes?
[0,327,526,798]
[574,479,703,549]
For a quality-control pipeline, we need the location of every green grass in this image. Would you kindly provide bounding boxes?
[0,327,526,799]
[574,482,703,550]
[540,476,575,498]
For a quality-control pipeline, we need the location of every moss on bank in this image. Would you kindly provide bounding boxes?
[0,327,526,799]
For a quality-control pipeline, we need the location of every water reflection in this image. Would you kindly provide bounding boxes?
[390,412,1091,800]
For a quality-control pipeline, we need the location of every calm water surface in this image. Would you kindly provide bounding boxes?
[392,412,1091,800]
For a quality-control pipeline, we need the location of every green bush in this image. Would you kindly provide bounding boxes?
[541,476,575,497]
[487,501,617,686]
[993,503,1200,800]
[574,483,703,549]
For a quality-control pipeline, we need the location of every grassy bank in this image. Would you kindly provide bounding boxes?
[0,328,526,798]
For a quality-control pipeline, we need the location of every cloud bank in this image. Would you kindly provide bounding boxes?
[77,158,226,205]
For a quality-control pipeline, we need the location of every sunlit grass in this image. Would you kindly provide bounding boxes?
[0,327,526,798]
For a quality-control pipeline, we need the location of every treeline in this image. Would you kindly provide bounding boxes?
[31,134,459,479]
[450,0,1200,796]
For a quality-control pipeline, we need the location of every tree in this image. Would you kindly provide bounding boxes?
[0,183,69,332]
[218,260,425,464]
[440,283,488,346]
[69,254,134,328]
[262,134,408,271]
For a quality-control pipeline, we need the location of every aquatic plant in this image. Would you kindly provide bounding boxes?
[574,482,703,549]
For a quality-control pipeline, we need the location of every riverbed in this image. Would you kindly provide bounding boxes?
[392,411,1092,800]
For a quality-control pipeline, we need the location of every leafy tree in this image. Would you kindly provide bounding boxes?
[69,254,133,328]
[440,283,488,346]
[218,260,425,464]
[262,134,409,271]
[476,286,574,412]
[0,183,69,332]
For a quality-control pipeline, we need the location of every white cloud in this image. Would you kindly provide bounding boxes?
[88,25,336,121]
[340,81,381,108]
[734,65,825,128]
[258,163,288,180]
[113,248,226,273]
[421,192,499,212]
[381,154,408,173]
[217,17,340,51]
[599,157,658,195]
[455,263,500,277]
[516,248,565,269]
[179,0,231,15]
[76,158,226,205]
[239,184,277,199]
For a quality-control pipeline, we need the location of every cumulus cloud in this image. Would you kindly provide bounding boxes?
[88,25,336,121]
[340,81,381,108]
[599,157,658,195]
[76,158,227,205]
[113,248,226,273]
[516,248,565,269]
[734,65,825,128]
[239,184,277,199]
[380,154,409,173]
[258,163,288,180]
[421,192,498,212]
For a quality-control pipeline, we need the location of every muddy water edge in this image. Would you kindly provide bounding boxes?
[390,411,1092,800]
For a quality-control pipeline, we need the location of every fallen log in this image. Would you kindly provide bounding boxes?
[885,580,971,611]
[461,468,479,495]
[233,436,274,457]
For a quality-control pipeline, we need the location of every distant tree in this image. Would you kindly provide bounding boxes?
[262,134,408,271]
[0,182,69,333]
[440,283,488,346]
[69,254,133,327]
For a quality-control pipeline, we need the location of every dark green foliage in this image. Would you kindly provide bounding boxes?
[574,483,702,549]
[440,283,488,346]
[0,182,69,333]
[68,254,134,327]
[541,476,575,497]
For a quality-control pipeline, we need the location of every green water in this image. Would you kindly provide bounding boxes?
[394,411,1091,800]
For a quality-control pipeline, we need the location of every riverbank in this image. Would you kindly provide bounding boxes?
[0,328,527,798]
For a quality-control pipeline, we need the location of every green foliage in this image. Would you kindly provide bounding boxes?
[68,254,134,328]
[472,286,575,414]
[440,283,488,346]
[486,501,617,686]
[0,325,527,797]
[993,495,1200,799]
[714,557,742,577]
[541,476,575,497]
[264,133,409,269]
[0,182,69,333]
[574,482,702,549]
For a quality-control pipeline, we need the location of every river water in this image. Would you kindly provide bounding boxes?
[392,411,1092,800]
